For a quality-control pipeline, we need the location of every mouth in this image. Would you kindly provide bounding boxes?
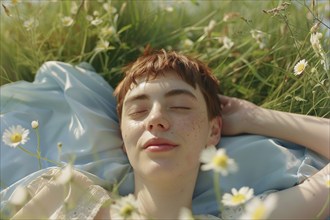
[143,138,178,152]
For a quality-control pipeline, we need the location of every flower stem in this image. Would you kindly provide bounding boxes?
[316,192,330,219]
[18,145,62,167]
[35,128,42,169]
[213,172,222,211]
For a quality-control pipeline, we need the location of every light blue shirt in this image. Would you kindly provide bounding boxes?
[1,61,328,216]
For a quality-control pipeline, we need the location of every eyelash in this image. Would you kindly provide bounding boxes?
[170,106,191,110]
[129,110,147,116]
[128,106,191,117]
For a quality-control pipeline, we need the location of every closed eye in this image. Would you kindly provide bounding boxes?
[170,106,191,110]
[129,110,148,116]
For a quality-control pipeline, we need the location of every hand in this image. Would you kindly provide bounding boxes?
[219,95,258,135]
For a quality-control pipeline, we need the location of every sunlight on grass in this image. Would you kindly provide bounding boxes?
[0,0,329,117]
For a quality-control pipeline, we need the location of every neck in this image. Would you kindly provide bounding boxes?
[134,173,197,219]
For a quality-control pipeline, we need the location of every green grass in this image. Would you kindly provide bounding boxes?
[1,0,329,117]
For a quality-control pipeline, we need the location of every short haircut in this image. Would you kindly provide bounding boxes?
[114,49,221,121]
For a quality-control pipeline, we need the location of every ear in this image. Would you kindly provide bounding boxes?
[207,116,222,146]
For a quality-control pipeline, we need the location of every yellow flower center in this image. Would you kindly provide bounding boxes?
[231,194,246,204]
[326,180,330,188]
[212,154,228,168]
[10,133,22,143]
[252,205,266,220]
[120,204,134,217]
[296,64,305,72]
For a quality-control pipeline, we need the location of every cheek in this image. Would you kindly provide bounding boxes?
[178,114,209,140]
[121,120,143,148]
[177,114,209,163]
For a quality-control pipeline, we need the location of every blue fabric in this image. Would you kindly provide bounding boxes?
[1,61,328,216]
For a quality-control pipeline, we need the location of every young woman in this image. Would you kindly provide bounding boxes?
[3,49,329,219]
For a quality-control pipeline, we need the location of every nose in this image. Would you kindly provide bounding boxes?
[145,104,170,132]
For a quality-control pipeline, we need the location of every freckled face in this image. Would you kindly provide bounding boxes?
[120,72,215,180]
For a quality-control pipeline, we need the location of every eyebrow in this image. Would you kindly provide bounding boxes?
[164,89,197,100]
[124,89,197,105]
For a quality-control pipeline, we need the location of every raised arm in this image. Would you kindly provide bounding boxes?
[219,95,330,159]
[267,163,329,219]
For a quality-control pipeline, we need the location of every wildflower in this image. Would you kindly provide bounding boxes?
[262,2,290,16]
[103,3,117,14]
[164,6,174,12]
[250,29,268,49]
[94,39,111,52]
[310,22,320,33]
[221,36,234,50]
[309,32,328,71]
[240,195,277,220]
[100,26,116,38]
[222,187,254,207]
[293,59,308,76]
[2,125,30,148]
[61,16,74,27]
[86,15,94,21]
[204,20,216,36]
[23,18,39,31]
[91,18,103,26]
[93,10,100,17]
[200,146,238,176]
[31,120,39,129]
[55,164,73,185]
[183,39,194,49]
[310,32,323,56]
[9,185,29,206]
[178,207,195,220]
[110,194,143,220]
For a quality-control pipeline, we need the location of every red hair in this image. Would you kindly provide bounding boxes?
[114,49,221,121]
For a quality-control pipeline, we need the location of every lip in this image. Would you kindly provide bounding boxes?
[143,138,178,152]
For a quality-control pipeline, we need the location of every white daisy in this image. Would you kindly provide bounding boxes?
[200,146,238,176]
[222,187,254,207]
[240,195,277,220]
[61,16,74,27]
[100,26,116,38]
[2,125,30,148]
[94,39,110,52]
[23,18,39,31]
[91,18,103,26]
[110,194,144,220]
[293,59,308,76]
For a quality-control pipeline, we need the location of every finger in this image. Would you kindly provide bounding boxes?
[218,94,231,105]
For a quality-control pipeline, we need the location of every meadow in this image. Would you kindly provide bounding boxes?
[1,0,329,117]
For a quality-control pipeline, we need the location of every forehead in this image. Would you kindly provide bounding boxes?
[123,71,203,102]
